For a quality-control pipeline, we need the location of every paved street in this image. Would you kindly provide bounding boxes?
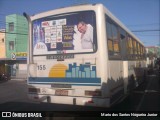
[111,73,160,112]
[0,79,31,104]
[0,71,160,119]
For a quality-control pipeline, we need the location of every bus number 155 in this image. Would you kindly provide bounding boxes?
[37,65,46,70]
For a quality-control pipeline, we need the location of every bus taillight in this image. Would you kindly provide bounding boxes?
[85,90,101,96]
[28,88,40,93]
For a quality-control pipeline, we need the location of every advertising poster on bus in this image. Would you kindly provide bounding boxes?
[32,11,96,55]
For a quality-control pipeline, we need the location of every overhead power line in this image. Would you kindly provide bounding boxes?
[127,23,159,27]
[132,29,160,32]
[0,29,159,36]
[135,34,160,36]
[0,31,28,35]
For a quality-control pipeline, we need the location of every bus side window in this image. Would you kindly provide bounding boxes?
[112,24,120,54]
[133,39,138,59]
[119,28,127,60]
[137,42,140,59]
[127,36,134,59]
[106,22,114,54]
[106,17,121,59]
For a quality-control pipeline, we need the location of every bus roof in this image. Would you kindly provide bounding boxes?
[30,3,144,46]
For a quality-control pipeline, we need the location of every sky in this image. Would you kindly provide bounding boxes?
[0,0,159,47]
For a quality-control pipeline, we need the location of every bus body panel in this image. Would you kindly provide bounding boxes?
[26,4,146,107]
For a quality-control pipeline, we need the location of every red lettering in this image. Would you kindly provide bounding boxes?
[36,44,45,49]
[42,21,49,27]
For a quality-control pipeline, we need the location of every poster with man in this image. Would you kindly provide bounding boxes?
[32,11,96,55]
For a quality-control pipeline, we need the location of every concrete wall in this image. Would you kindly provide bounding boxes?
[0,29,6,58]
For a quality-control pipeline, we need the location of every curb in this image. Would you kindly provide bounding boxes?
[11,78,27,81]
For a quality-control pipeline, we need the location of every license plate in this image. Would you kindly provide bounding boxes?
[51,84,71,88]
[55,89,68,96]
[46,54,74,60]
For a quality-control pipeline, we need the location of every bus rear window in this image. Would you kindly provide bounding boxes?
[32,11,97,55]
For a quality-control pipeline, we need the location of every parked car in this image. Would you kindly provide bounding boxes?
[0,73,10,81]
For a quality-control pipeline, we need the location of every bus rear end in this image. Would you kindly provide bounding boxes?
[27,4,110,107]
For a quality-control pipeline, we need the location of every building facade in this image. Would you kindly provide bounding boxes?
[0,29,6,59]
[0,29,6,74]
[146,46,160,67]
[5,14,28,79]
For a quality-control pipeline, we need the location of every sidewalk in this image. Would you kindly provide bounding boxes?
[11,76,27,81]
[110,69,160,112]
[11,78,27,80]
[131,70,160,111]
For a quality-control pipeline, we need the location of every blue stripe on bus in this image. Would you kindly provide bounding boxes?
[28,77,101,86]
[29,83,101,86]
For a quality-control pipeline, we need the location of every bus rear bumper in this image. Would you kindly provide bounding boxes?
[28,94,110,107]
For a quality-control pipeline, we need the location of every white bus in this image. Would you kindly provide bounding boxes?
[24,3,146,107]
